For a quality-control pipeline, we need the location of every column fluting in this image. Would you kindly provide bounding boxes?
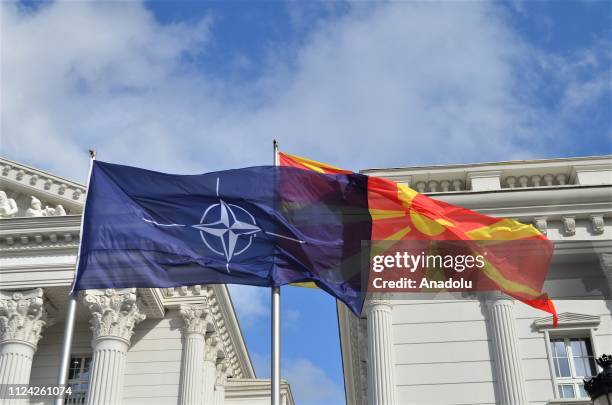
[365,295,397,405]
[486,294,528,405]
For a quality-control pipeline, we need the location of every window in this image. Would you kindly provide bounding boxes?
[66,355,92,405]
[549,337,596,399]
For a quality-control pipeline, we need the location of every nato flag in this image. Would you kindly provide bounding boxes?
[73,161,371,315]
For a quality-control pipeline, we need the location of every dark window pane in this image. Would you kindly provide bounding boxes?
[585,339,594,356]
[585,358,596,376]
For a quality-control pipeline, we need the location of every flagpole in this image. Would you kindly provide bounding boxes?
[271,140,281,405]
[55,149,96,405]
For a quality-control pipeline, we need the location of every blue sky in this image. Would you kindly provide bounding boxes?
[1,1,611,404]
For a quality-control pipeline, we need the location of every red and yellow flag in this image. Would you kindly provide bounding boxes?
[280,152,558,326]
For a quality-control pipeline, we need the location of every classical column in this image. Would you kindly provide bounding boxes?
[0,288,51,404]
[485,293,528,405]
[84,289,145,405]
[178,305,210,405]
[213,359,228,405]
[365,294,397,405]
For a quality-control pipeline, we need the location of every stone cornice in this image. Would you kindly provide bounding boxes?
[0,156,86,208]
[0,288,53,348]
[225,379,295,405]
[363,155,611,192]
[0,215,81,252]
[83,289,146,344]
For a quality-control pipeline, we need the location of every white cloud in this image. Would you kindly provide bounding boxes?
[250,354,344,404]
[2,1,607,184]
[228,284,269,325]
[284,358,344,404]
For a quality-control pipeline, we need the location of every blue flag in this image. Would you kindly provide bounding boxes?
[73,161,371,315]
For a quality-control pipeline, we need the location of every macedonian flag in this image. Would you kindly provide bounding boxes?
[280,152,558,326]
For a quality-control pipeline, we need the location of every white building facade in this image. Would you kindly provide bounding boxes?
[0,157,294,405]
[339,155,612,405]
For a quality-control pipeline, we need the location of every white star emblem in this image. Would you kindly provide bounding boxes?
[192,199,261,262]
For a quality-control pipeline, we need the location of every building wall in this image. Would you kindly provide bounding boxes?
[349,156,612,405]
[392,299,496,405]
[29,309,186,405]
[390,298,611,405]
[122,309,184,405]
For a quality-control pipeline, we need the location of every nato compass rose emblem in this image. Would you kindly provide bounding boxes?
[142,178,303,272]
[193,196,260,263]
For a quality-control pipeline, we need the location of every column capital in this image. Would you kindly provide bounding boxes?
[0,288,52,348]
[179,304,212,336]
[83,288,145,343]
[483,290,514,304]
[365,293,392,312]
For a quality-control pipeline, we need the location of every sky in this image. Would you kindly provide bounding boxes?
[1,1,611,404]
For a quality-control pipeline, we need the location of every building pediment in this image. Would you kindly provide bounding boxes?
[533,312,601,330]
[0,156,85,219]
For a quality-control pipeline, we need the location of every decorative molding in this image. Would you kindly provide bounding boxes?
[467,170,502,191]
[506,176,517,189]
[546,399,592,405]
[0,157,86,208]
[83,289,146,343]
[365,293,392,310]
[0,288,52,347]
[533,312,601,330]
[427,180,438,192]
[137,288,165,319]
[0,215,81,252]
[205,332,222,362]
[562,216,576,236]
[590,215,605,234]
[451,179,463,191]
[534,217,548,235]
[216,358,230,386]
